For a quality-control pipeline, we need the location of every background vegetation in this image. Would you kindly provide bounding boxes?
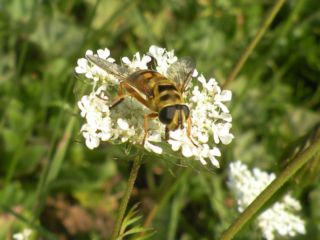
[0,0,319,239]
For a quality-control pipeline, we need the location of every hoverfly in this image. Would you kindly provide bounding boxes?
[85,54,196,145]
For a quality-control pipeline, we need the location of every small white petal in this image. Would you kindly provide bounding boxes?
[97,48,110,59]
[122,56,131,64]
[209,156,220,168]
[142,55,151,63]
[13,228,32,240]
[216,102,230,113]
[168,139,181,151]
[220,90,232,101]
[198,156,208,165]
[144,141,163,154]
[210,147,221,157]
[117,118,129,130]
[77,58,88,67]
[86,137,100,149]
[197,131,209,143]
[192,69,198,77]
[197,74,207,86]
[85,50,93,55]
[213,130,220,144]
[182,145,193,157]
[220,133,234,145]
[219,112,232,122]
[75,66,85,74]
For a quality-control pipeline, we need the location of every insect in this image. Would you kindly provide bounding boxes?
[85,54,197,145]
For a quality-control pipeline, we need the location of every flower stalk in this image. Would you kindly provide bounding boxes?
[221,136,320,240]
[110,155,142,240]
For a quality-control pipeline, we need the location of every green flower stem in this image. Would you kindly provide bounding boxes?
[220,136,320,240]
[223,0,286,88]
[111,155,142,240]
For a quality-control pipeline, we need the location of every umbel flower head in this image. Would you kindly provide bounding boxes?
[228,161,306,240]
[75,46,234,166]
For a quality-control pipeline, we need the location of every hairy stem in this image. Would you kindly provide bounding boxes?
[223,0,286,88]
[220,136,320,240]
[111,155,142,240]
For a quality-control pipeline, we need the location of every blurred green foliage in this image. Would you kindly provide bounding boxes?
[0,0,319,239]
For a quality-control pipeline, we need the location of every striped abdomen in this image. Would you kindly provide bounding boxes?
[153,83,183,111]
[126,70,183,112]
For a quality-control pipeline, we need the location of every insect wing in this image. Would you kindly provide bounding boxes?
[166,57,196,92]
[85,55,130,80]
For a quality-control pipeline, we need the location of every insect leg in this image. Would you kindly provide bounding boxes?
[165,126,169,140]
[123,82,151,108]
[110,96,127,108]
[110,82,128,109]
[143,112,158,145]
[187,117,198,147]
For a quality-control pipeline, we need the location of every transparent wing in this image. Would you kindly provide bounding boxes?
[166,57,196,92]
[85,55,130,80]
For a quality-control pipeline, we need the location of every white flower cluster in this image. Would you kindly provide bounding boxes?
[13,228,32,240]
[228,161,306,240]
[75,46,234,166]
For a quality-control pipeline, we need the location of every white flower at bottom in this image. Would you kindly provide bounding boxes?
[13,229,32,240]
[228,161,306,240]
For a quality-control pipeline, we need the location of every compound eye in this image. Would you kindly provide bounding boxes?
[159,106,176,124]
[181,105,190,119]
